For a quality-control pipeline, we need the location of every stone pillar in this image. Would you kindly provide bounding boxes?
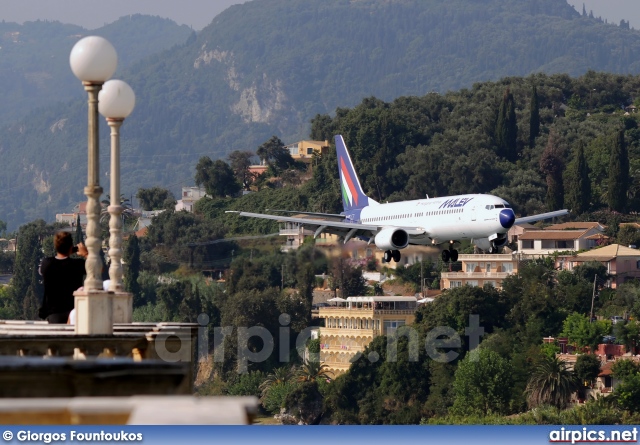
[75,82,113,335]
[106,118,133,324]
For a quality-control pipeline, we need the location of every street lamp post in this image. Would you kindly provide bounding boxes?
[69,36,117,334]
[99,80,135,323]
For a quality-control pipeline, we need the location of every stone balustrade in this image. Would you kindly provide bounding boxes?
[0,321,201,392]
[0,395,259,425]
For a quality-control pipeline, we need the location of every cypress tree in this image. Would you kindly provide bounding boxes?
[506,95,518,161]
[565,142,591,215]
[74,214,83,245]
[124,234,141,306]
[10,222,44,317]
[607,130,629,212]
[540,132,564,212]
[529,85,540,148]
[495,88,518,161]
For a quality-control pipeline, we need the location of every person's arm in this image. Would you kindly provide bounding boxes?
[76,243,88,258]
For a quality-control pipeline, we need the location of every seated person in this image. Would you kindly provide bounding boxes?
[38,231,88,324]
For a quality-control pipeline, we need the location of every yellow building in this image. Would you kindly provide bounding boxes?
[317,296,417,375]
[284,140,330,161]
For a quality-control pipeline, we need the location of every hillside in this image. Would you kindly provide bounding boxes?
[4,0,640,229]
[0,15,193,126]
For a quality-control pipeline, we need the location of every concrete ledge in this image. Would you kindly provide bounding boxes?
[0,396,259,425]
[0,357,189,397]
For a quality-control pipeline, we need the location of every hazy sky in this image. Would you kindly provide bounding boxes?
[567,0,640,28]
[0,0,248,30]
[0,1,638,31]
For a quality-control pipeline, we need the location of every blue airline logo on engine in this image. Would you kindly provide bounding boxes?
[438,197,473,209]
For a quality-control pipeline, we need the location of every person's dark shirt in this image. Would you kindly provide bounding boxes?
[40,257,85,317]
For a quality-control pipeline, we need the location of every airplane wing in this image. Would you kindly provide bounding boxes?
[514,209,569,225]
[265,209,345,219]
[226,211,427,240]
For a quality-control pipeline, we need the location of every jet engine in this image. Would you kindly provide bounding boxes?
[374,227,409,251]
[473,233,508,251]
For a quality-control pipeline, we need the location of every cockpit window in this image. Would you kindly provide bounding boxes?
[485,205,494,210]
[494,204,504,208]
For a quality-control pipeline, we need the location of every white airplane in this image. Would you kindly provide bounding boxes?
[229,135,569,263]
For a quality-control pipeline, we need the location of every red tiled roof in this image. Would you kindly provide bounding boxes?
[545,222,602,230]
[135,227,148,238]
[519,231,585,240]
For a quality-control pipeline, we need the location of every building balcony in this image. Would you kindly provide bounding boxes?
[318,307,416,317]
[319,327,377,337]
[457,254,516,261]
[441,271,511,279]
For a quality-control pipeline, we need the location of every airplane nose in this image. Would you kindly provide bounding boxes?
[499,209,515,229]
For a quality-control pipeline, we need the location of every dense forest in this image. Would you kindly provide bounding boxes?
[5,0,640,229]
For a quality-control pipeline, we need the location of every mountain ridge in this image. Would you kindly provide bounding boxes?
[2,0,640,229]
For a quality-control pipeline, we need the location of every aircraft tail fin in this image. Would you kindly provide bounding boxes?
[335,135,377,213]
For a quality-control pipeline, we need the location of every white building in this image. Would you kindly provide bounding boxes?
[175,187,207,212]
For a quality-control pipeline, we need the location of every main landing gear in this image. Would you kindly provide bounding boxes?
[441,245,459,262]
[383,250,401,263]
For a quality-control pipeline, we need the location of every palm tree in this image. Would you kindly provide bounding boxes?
[526,355,580,409]
[100,194,135,225]
[297,359,334,383]
[259,366,294,397]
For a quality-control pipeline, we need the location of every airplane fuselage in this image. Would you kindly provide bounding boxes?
[352,194,515,246]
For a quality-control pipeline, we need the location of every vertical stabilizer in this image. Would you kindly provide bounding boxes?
[335,135,376,212]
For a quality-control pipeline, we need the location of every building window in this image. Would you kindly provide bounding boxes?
[383,320,406,335]
[502,263,513,273]
[522,240,534,249]
[307,147,313,155]
[485,281,496,287]
[465,263,477,273]
[467,280,478,287]
[450,281,462,288]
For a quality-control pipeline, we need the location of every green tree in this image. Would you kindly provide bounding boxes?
[136,187,174,211]
[228,150,255,191]
[574,354,601,386]
[495,88,518,162]
[617,225,640,248]
[332,257,366,298]
[0,220,6,237]
[10,220,46,318]
[256,136,296,176]
[540,132,564,212]
[529,85,540,149]
[615,374,640,413]
[124,234,142,306]
[525,355,579,409]
[195,157,241,198]
[561,313,611,351]
[451,348,514,416]
[565,142,591,215]
[74,214,83,245]
[612,359,640,380]
[607,130,629,212]
[23,268,41,320]
[297,359,334,382]
[259,366,295,396]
